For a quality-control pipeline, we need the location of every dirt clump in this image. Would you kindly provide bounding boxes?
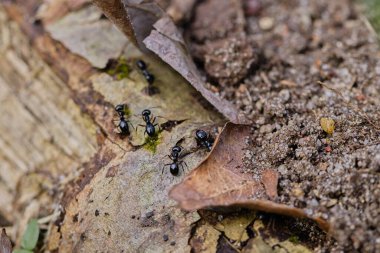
[189,0,260,87]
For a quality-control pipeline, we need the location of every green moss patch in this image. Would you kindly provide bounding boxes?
[106,57,129,80]
[143,132,161,153]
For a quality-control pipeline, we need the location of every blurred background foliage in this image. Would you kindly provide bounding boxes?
[363,0,380,37]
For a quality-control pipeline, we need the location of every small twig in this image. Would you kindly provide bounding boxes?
[280,79,298,88]
[360,15,378,40]
[318,81,380,131]
[260,72,272,87]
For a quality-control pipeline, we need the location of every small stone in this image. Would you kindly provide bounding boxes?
[255,116,266,125]
[95,210,100,216]
[277,165,287,174]
[310,198,319,207]
[163,234,169,241]
[145,211,154,219]
[245,0,262,16]
[170,241,176,246]
[259,124,274,134]
[292,186,304,198]
[326,199,338,208]
[318,163,328,171]
[279,89,290,102]
[259,17,274,31]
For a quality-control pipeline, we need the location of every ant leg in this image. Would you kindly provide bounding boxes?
[113,127,121,134]
[179,163,185,174]
[129,122,136,131]
[167,155,174,161]
[153,123,161,132]
[137,124,145,132]
[179,161,188,171]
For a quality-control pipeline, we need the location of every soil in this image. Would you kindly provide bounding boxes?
[186,0,380,252]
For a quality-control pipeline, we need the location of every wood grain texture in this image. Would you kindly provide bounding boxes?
[0,4,98,241]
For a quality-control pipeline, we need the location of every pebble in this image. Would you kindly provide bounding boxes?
[259,17,274,31]
[145,211,154,219]
[259,124,274,134]
[325,199,338,208]
[279,89,290,102]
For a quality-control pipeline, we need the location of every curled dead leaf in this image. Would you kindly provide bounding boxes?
[91,0,165,52]
[170,123,330,232]
[169,122,277,209]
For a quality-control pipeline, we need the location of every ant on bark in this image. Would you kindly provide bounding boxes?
[162,145,188,176]
[137,109,159,137]
[136,60,158,95]
[114,104,134,136]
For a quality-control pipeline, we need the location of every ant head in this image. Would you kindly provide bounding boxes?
[172,146,182,153]
[136,60,147,70]
[142,109,151,117]
[196,129,208,140]
[115,104,125,115]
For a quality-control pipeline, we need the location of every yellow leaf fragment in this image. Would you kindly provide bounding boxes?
[189,222,220,253]
[320,117,335,135]
[214,212,255,242]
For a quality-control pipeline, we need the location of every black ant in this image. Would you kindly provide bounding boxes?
[162,145,187,176]
[136,60,146,70]
[138,109,159,137]
[195,129,214,151]
[136,60,157,95]
[137,60,155,84]
[114,104,133,135]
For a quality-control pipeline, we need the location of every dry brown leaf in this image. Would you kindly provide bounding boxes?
[0,228,12,253]
[122,0,165,50]
[170,123,330,232]
[91,0,137,47]
[91,0,165,52]
[169,123,277,208]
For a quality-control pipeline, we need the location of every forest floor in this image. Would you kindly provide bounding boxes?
[0,0,379,253]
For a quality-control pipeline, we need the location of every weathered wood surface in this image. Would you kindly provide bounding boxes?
[0,4,99,240]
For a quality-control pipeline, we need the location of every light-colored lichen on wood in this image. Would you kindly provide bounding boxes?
[45,5,129,69]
